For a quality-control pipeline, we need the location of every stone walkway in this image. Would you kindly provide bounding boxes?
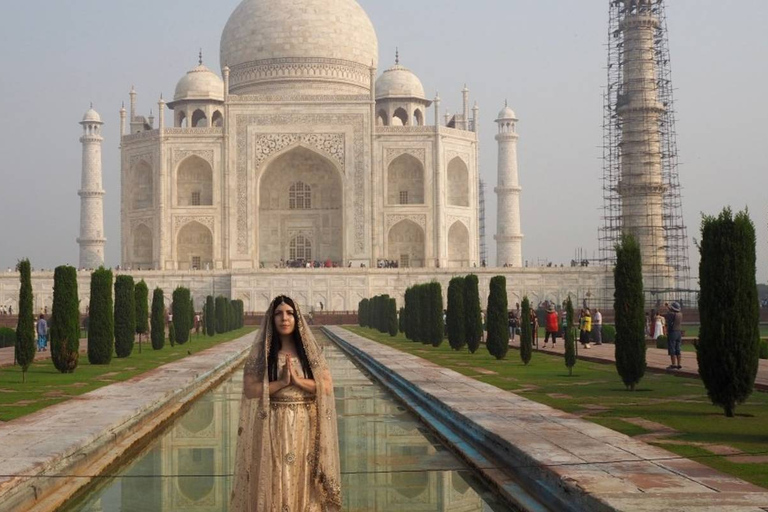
[510,338,768,391]
[329,327,768,512]
[0,332,254,511]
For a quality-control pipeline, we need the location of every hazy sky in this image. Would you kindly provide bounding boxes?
[1,1,766,283]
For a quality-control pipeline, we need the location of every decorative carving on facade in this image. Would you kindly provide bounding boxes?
[447,215,470,230]
[385,214,427,233]
[229,57,372,92]
[385,148,426,166]
[253,134,345,169]
[446,151,470,167]
[173,216,215,235]
[122,130,160,143]
[129,153,154,169]
[173,149,214,167]
[129,217,154,231]
[231,94,369,103]
[236,114,366,255]
[164,127,224,136]
[377,126,434,134]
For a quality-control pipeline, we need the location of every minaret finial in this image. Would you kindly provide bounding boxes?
[199,48,203,66]
[395,48,400,66]
[90,102,93,109]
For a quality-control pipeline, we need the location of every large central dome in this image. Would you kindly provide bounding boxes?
[220,0,379,95]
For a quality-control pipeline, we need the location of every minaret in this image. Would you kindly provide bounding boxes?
[77,106,106,269]
[617,0,666,271]
[494,102,523,267]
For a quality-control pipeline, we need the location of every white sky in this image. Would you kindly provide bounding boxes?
[0,1,766,283]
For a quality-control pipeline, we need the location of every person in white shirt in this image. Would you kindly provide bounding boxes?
[592,309,603,345]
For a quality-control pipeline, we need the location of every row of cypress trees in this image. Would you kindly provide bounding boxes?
[212,295,244,335]
[402,282,444,347]
[445,275,486,354]
[357,295,398,336]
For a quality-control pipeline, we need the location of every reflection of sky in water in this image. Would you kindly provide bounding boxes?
[63,333,507,511]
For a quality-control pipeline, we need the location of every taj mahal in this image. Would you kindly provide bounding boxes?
[1,0,614,314]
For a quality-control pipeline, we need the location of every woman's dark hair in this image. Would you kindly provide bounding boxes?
[267,296,314,382]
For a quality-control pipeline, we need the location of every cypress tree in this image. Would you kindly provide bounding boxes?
[359,299,368,328]
[114,275,136,358]
[50,265,80,373]
[698,208,760,417]
[388,298,398,337]
[447,277,466,351]
[205,296,215,336]
[172,287,191,344]
[464,274,483,354]
[15,259,36,382]
[168,321,176,346]
[134,280,149,352]
[215,296,228,333]
[150,288,165,350]
[428,283,445,347]
[399,307,405,333]
[88,268,114,365]
[403,288,412,340]
[614,234,646,391]
[564,296,576,376]
[416,285,428,344]
[189,297,195,337]
[486,276,509,360]
[519,296,532,365]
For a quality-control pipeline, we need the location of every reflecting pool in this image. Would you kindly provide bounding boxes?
[63,331,509,511]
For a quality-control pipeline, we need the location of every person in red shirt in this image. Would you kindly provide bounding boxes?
[543,303,559,349]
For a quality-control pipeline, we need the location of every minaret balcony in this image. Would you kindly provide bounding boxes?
[78,190,106,198]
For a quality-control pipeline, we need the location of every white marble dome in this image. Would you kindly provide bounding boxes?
[220,0,379,95]
[496,104,517,121]
[81,108,102,123]
[376,64,426,100]
[173,64,224,103]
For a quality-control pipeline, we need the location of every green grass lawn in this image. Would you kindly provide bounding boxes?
[347,326,768,489]
[0,328,255,422]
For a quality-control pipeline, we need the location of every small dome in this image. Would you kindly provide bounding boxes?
[496,104,517,121]
[376,64,426,101]
[82,108,102,123]
[172,64,224,103]
[221,0,378,94]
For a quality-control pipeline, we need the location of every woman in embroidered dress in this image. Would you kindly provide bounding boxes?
[230,295,341,512]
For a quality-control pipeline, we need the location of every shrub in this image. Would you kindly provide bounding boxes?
[15,259,36,381]
[656,335,668,350]
[398,307,405,334]
[150,288,165,350]
[50,265,80,373]
[168,321,176,346]
[205,296,215,336]
[388,298,398,337]
[759,340,768,360]
[464,274,483,354]
[698,208,760,417]
[447,277,466,351]
[88,268,114,365]
[602,324,616,343]
[134,280,149,347]
[564,296,576,375]
[486,276,509,360]
[215,296,228,334]
[614,234,646,391]
[519,296,532,365]
[0,327,15,348]
[428,283,444,347]
[114,275,136,358]
[172,287,191,344]
[403,288,413,340]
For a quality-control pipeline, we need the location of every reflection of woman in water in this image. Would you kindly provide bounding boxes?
[230,295,341,512]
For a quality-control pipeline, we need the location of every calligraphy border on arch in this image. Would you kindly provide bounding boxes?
[172,149,214,167]
[385,214,427,233]
[236,114,366,255]
[252,134,345,170]
[446,215,470,230]
[445,151,470,167]
[385,148,426,166]
[128,153,154,169]
[173,215,215,236]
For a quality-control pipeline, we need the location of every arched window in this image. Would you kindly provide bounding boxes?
[377,110,388,126]
[413,109,424,126]
[447,157,470,207]
[133,161,153,210]
[177,111,187,128]
[192,109,207,128]
[290,235,312,261]
[177,156,213,206]
[393,107,408,126]
[211,110,223,127]
[289,182,312,210]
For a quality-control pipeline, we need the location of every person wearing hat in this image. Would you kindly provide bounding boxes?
[543,303,559,349]
[665,302,683,370]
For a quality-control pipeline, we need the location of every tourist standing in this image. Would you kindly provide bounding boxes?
[508,309,517,343]
[543,304,559,348]
[36,314,48,352]
[665,302,683,370]
[654,310,665,339]
[530,307,539,348]
[579,309,592,349]
[592,308,603,345]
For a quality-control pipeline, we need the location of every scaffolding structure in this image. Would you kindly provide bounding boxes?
[478,178,488,265]
[599,0,693,309]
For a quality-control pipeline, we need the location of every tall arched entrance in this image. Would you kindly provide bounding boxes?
[258,146,343,266]
[387,220,425,268]
[447,221,470,268]
[176,222,213,270]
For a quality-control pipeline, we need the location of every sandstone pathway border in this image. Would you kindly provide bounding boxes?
[325,326,768,512]
[0,331,255,512]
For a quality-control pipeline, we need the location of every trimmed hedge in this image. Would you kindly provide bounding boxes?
[15,259,35,380]
[387,298,398,337]
[134,280,149,346]
[172,287,191,345]
[114,275,136,358]
[519,296,532,365]
[446,277,466,351]
[215,296,228,334]
[464,274,483,354]
[88,268,114,365]
[205,296,215,336]
[150,288,165,350]
[614,234,646,391]
[486,276,509,360]
[564,296,576,375]
[656,335,668,350]
[759,340,768,360]
[0,327,15,348]
[50,265,80,373]
[602,324,616,343]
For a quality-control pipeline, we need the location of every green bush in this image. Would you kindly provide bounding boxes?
[656,335,668,350]
[519,296,532,365]
[759,340,768,360]
[50,265,80,373]
[150,288,165,350]
[388,298,398,337]
[168,321,176,346]
[114,275,136,358]
[446,277,466,351]
[564,296,576,376]
[0,327,15,348]
[614,234,646,391]
[698,208,760,417]
[398,307,405,334]
[486,276,509,360]
[88,268,114,365]
[602,324,616,343]
[464,274,483,354]
[428,283,444,347]
[15,259,36,380]
[134,280,149,344]
[215,296,228,334]
[172,287,191,344]
[205,296,215,336]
